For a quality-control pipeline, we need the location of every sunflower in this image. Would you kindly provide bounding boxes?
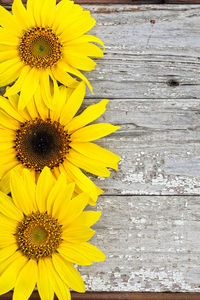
[0,167,105,300]
[0,0,104,109]
[0,82,120,205]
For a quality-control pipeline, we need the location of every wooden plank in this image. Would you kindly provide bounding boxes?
[73,98,200,196]
[1,292,200,300]
[0,94,200,196]
[81,195,200,292]
[82,5,200,100]
[2,195,200,293]
[1,5,200,99]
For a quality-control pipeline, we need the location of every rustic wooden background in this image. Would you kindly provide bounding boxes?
[1,1,200,299]
[82,4,200,293]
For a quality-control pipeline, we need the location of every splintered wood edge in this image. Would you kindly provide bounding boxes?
[1,293,200,300]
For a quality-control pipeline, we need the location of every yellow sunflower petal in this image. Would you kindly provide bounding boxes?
[71,123,121,142]
[37,259,54,300]
[26,95,39,119]
[0,253,27,295]
[70,142,120,170]
[52,254,85,293]
[0,141,13,151]
[0,164,23,192]
[0,148,16,159]
[27,0,42,26]
[44,258,71,300]
[36,167,56,212]
[64,42,104,57]
[8,93,21,110]
[40,70,53,108]
[0,191,23,221]
[0,96,25,122]
[58,61,92,92]
[0,44,14,51]
[60,192,89,227]
[22,169,36,210]
[61,11,95,42]
[73,211,101,227]
[62,226,95,243]
[60,81,86,126]
[10,170,35,215]
[4,65,31,98]
[59,242,105,265]
[67,99,109,133]
[74,242,106,262]
[68,149,111,177]
[51,182,75,220]
[52,65,79,88]
[12,0,34,29]
[63,161,103,204]
[0,29,18,46]
[53,1,83,35]
[0,6,20,32]
[58,243,92,266]
[0,250,20,275]
[65,54,96,71]
[19,68,40,110]
[66,34,105,51]
[41,0,56,28]
[0,50,18,63]
[0,159,19,182]
[0,58,20,75]
[0,171,11,194]
[0,213,18,233]
[13,259,37,300]
[0,109,19,129]
[0,245,17,264]
[34,88,49,120]
[50,85,68,121]
[0,127,15,141]
[0,232,16,248]
[46,172,68,215]
[0,5,13,27]
[0,60,23,87]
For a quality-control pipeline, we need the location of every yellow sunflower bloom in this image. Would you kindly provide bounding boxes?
[0,82,120,205]
[0,167,105,300]
[0,0,104,109]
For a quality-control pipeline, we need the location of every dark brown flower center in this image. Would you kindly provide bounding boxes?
[19,27,62,69]
[15,212,62,260]
[14,118,70,172]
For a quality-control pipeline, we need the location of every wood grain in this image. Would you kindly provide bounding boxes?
[82,5,200,100]
[83,98,200,196]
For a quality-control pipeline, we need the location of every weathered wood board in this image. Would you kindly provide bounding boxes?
[1,3,200,293]
[80,195,200,291]
[84,4,200,292]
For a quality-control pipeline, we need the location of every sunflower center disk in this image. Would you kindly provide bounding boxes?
[14,118,71,172]
[16,212,62,260]
[19,27,63,68]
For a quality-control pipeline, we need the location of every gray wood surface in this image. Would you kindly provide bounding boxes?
[1,3,200,293]
[84,4,200,292]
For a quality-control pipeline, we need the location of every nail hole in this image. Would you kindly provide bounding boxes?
[167,79,180,87]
